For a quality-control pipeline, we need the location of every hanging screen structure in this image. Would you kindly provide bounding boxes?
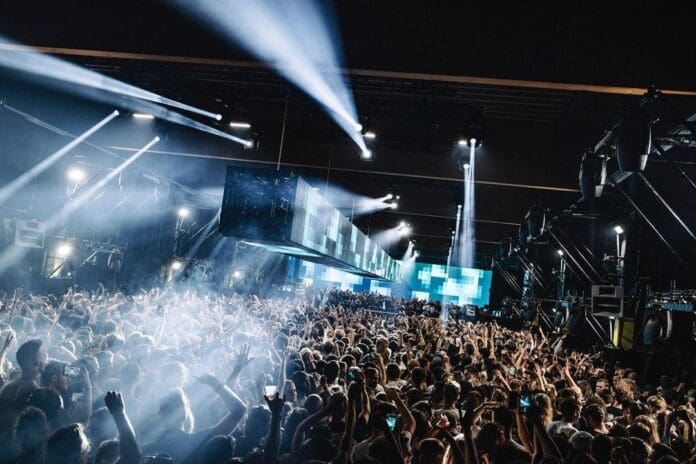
[220,165,401,281]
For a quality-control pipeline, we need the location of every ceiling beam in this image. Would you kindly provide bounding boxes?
[107,145,580,193]
[1,43,695,97]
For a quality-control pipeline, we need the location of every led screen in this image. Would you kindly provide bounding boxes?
[291,258,492,307]
[290,177,401,281]
[405,263,492,306]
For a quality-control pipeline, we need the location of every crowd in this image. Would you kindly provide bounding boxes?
[0,285,695,464]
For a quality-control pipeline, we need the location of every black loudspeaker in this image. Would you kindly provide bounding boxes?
[496,236,513,260]
[526,205,546,240]
[641,307,695,349]
[518,221,529,247]
[579,151,607,201]
[616,113,651,172]
[524,304,538,322]
[107,252,123,274]
[567,303,586,336]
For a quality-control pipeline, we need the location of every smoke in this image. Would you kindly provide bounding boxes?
[173,0,367,153]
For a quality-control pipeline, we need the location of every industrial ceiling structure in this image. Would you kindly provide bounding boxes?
[0,1,694,267]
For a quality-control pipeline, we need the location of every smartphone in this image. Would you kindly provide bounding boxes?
[263,385,277,397]
[385,414,398,431]
[64,366,81,377]
[508,367,516,376]
[347,369,357,382]
[508,391,519,410]
[495,337,504,346]
[519,392,532,412]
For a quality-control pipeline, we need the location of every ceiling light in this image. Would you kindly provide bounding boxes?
[177,207,190,218]
[56,243,73,258]
[133,113,154,120]
[614,225,625,235]
[229,121,251,129]
[66,167,86,183]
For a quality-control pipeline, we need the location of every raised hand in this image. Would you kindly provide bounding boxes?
[197,374,223,390]
[230,344,254,377]
[264,392,285,416]
[105,391,125,415]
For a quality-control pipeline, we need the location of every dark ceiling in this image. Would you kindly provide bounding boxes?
[0,1,694,266]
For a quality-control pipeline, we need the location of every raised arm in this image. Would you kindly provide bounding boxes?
[72,367,93,426]
[336,382,361,464]
[198,374,247,437]
[385,387,415,435]
[461,403,481,464]
[261,393,285,464]
[225,344,255,388]
[105,391,142,464]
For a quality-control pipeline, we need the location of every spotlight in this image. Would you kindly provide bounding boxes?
[229,121,251,129]
[396,195,401,200]
[354,123,363,132]
[399,221,406,228]
[56,243,73,258]
[233,270,243,278]
[214,114,223,121]
[458,139,468,146]
[133,113,155,120]
[461,110,485,148]
[385,193,394,200]
[361,149,373,160]
[414,251,420,258]
[401,226,412,236]
[463,163,470,169]
[177,207,190,219]
[66,167,86,183]
[171,260,184,271]
[363,131,376,140]
[614,225,625,235]
[557,249,564,256]
[390,202,398,210]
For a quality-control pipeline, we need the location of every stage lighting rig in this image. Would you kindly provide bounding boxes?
[461,110,485,148]
[243,132,261,150]
[66,167,86,183]
[579,150,607,201]
[56,242,73,258]
[229,121,252,130]
[177,207,191,219]
[384,189,399,208]
[615,111,651,172]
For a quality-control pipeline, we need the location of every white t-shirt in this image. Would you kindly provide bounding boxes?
[546,420,578,437]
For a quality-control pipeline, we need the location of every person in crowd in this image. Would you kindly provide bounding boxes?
[0,286,694,464]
